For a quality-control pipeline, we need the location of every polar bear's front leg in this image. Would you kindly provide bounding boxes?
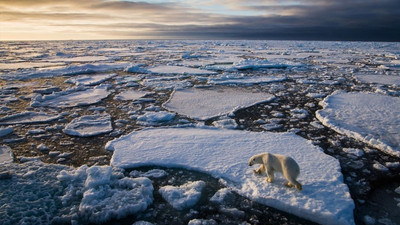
[253,164,265,175]
[266,168,275,183]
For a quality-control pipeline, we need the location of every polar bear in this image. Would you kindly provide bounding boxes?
[248,152,302,191]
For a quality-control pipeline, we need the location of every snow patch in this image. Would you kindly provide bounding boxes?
[65,73,117,86]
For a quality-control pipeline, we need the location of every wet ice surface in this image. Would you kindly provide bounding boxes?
[1,40,400,225]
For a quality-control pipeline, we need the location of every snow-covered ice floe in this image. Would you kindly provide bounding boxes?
[0,111,62,125]
[63,113,113,137]
[317,91,400,157]
[0,161,153,224]
[114,90,151,101]
[354,74,400,87]
[31,84,111,108]
[65,73,117,86]
[163,88,275,120]
[0,145,13,163]
[208,75,287,85]
[148,65,217,75]
[106,127,355,225]
[159,181,205,210]
[0,63,128,80]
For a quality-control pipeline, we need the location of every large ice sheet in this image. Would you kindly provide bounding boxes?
[63,113,113,137]
[31,84,111,108]
[148,65,217,75]
[354,74,400,86]
[0,161,153,224]
[163,88,275,120]
[0,111,62,125]
[65,73,117,86]
[0,63,128,80]
[317,92,400,157]
[107,127,355,225]
[208,76,287,85]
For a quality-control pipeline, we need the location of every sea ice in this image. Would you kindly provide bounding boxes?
[148,65,217,75]
[208,76,287,85]
[0,63,128,80]
[0,111,62,125]
[0,145,13,164]
[159,181,206,210]
[232,58,302,70]
[136,111,176,126]
[31,84,111,108]
[354,74,400,86]
[0,161,154,224]
[317,92,400,157]
[106,127,355,225]
[114,90,151,101]
[63,113,113,137]
[65,73,117,86]
[0,127,13,137]
[163,88,275,120]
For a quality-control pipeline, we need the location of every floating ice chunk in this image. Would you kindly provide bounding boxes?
[124,64,148,73]
[136,111,176,126]
[107,127,355,225]
[212,118,238,129]
[159,181,205,210]
[208,76,287,85]
[342,148,364,157]
[372,163,389,172]
[354,74,400,87]
[0,161,153,224]
[188,219,217,225]
[163,88,275,120]
[48,56,109,62]
[31,84,111,108]
[129,169,168,179]
[0,63,129,80]
[0,145,13,164]
[114,90,151,101]
[0,111,62,125]
[140,78,192,91]
[290,108,309,119]
[317,92,400,157]
[233,58,302,70]
[133,221,155,225]
[148,65,217,75]
[65,73,117,86]
[33,86,61,94]
[63,113,113,137]
[210,188,232,204]
[0,127,13,137]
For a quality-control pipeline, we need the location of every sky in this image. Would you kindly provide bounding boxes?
[0,0,399,41]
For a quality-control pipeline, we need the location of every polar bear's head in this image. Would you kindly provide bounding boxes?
[248,154,264,166]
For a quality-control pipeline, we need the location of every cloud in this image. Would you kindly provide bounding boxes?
[0,0,399,41]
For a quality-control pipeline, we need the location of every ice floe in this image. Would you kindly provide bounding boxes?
[148,65,217,75]
[114,90,151,101]
[233,58,302,70]
[0,127,13,137]
[0,145,13,164]
[163,88,275,120]
[0,63,128,80]
[106,127,355,225]
[63,113,113,137]
[208,75,287,85]
[136,111,176,126]
[31,84,111,108]
[317,92,400,157]
[159,181,206,210]
[0,161,153,224]
[0,111,62,125]
[65,73,117,86]
[354,74,400,86]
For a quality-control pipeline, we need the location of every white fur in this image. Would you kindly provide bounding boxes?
[249,152,302,190]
